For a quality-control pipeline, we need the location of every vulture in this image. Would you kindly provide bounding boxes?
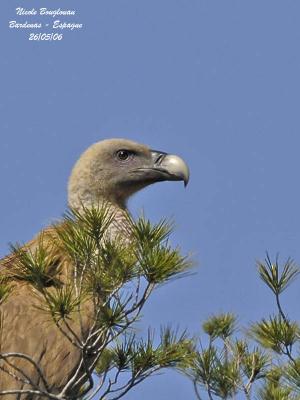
[0,138,189,398]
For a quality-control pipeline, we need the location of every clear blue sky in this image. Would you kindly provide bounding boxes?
[1,1,300,398]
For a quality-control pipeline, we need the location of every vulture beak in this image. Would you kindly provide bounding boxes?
[149,149,190,187]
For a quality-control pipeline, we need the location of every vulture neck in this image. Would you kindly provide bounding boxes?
[69,194,132,241]
[68,185,128,211]
[69,193,128,213]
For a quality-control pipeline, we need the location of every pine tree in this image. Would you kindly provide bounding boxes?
[182,255,300,400]
[3,206,300,399]
[0,205,193,399]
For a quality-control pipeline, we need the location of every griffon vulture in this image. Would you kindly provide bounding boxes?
[0,138,189,398]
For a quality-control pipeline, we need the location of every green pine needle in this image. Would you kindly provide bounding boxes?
[39,286,82,320]
[249,316,300,353]
[137,244,192,284]
[240,347,269,381]
[202,313,236,339]
[257,254,299,295]
[10,239,61,289]
[0,277,13,304]
[132,216,174,249]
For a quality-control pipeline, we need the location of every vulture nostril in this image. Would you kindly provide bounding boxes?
[150,149,168,166]
[155,154,166,165]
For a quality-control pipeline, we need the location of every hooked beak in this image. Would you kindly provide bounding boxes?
[149,149,190,187]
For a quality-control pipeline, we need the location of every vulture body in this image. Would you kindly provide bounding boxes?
[0,139,189,398]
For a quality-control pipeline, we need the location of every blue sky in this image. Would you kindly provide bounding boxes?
[1,1,300,398]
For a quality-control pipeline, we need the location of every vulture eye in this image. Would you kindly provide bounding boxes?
[116,150,132,161]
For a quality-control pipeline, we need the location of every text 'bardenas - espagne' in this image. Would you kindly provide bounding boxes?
[9,7,83,41]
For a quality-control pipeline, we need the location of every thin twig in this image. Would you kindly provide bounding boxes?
[193,380,203,400]
[0,352,50,392]
[275,293,297,365]
[84,369,109,400]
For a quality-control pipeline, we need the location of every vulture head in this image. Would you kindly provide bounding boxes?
[68,139,189,209]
